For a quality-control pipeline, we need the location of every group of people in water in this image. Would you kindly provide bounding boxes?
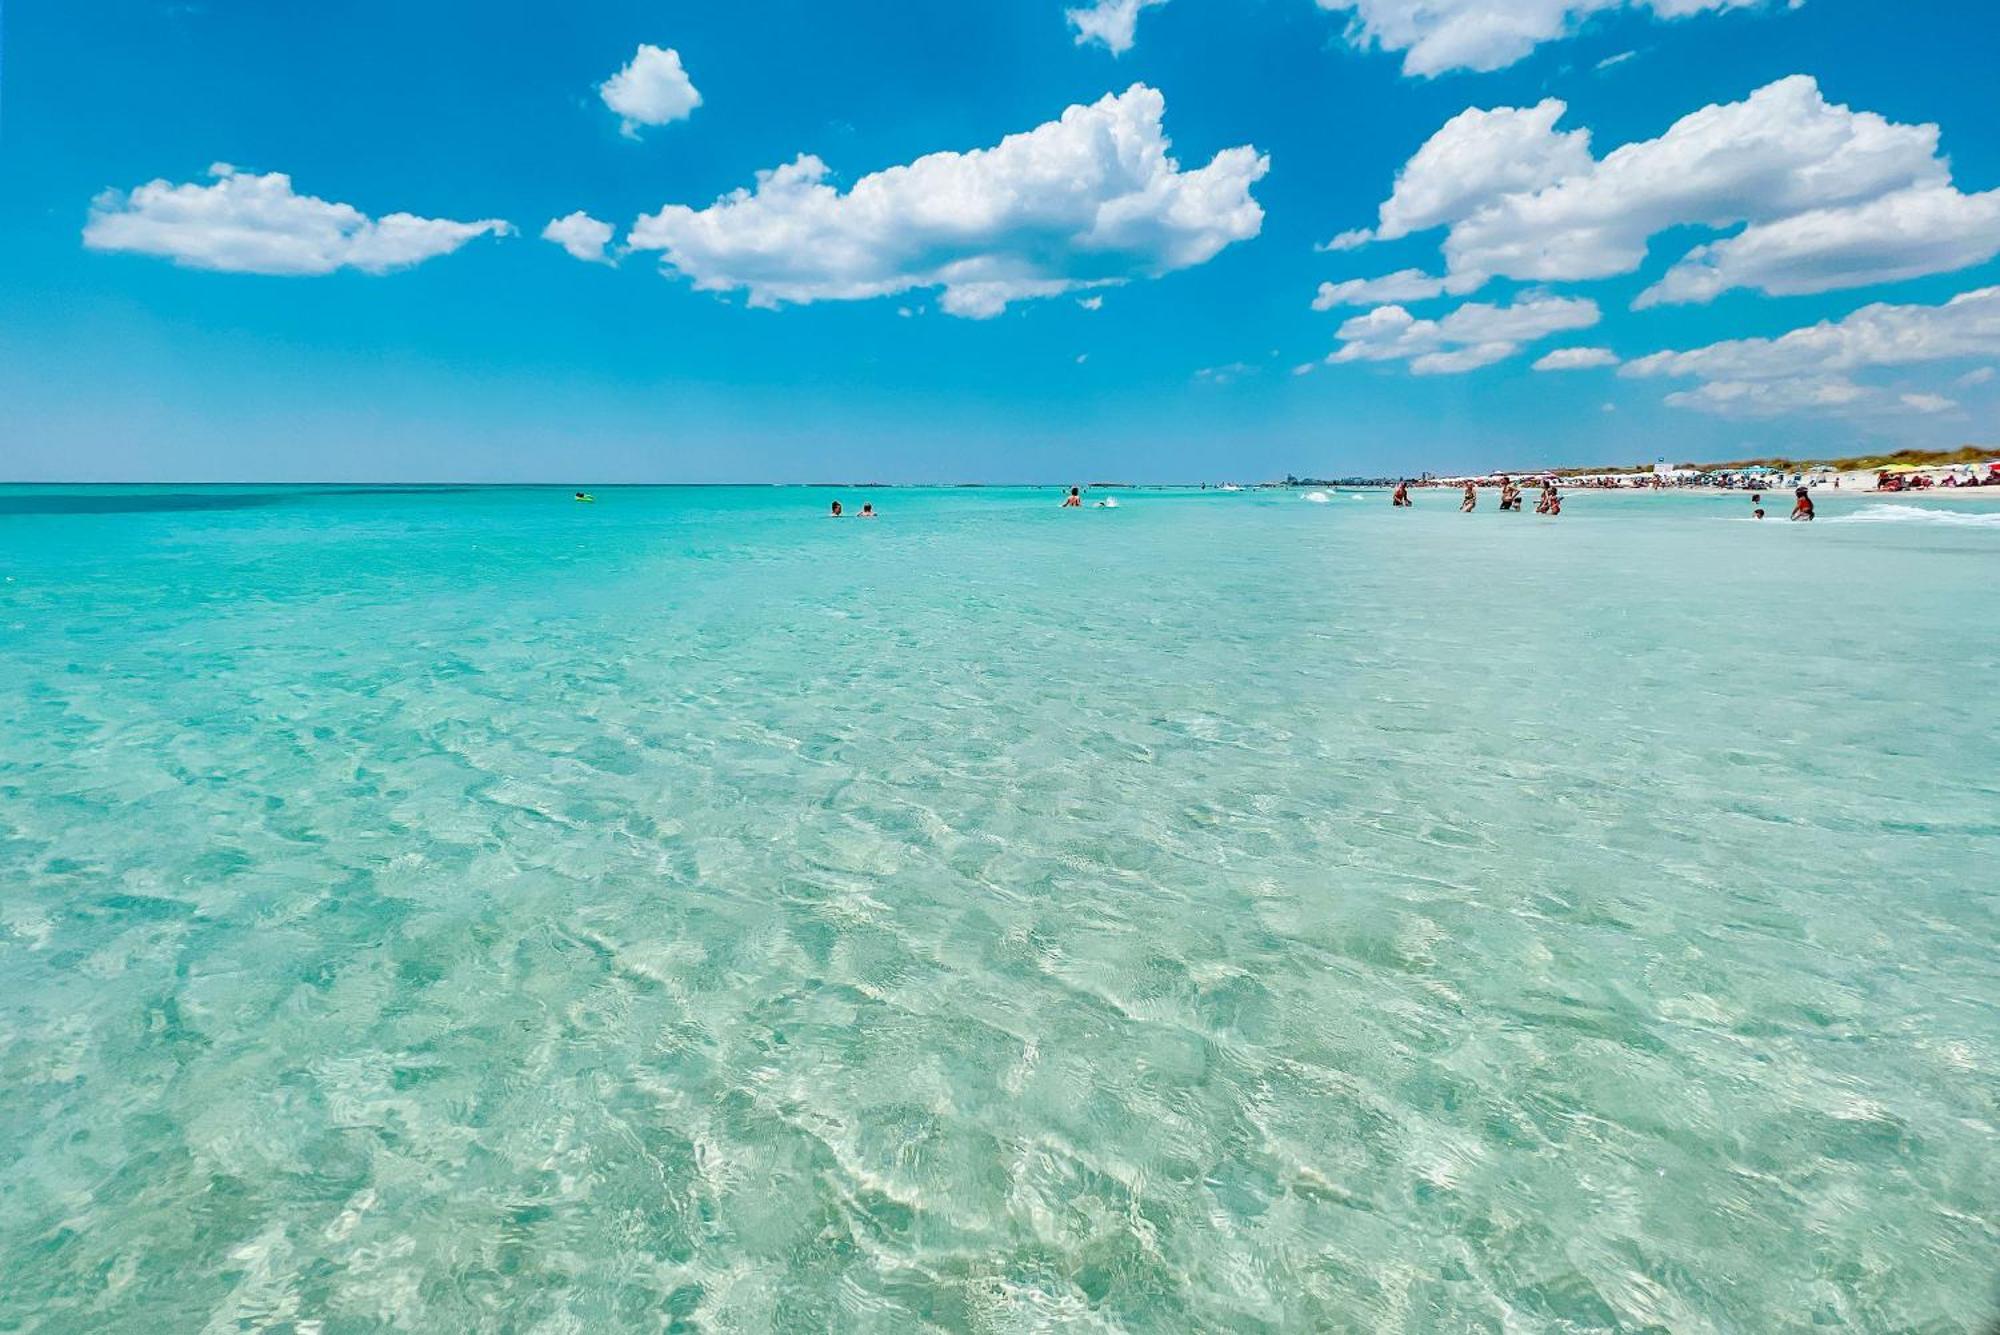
[1749,489,1815,521]
[1387,476,1819,520]
[1389,476,1564,515]
[830,486,1105,516]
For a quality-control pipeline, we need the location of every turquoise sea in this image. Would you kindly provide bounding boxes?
[1,484,1995,1331]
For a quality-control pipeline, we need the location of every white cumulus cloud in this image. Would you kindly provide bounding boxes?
[1625,284,2000,416]
[1636,184,2000,307]
[1312,269,1477,308]
[1330,77,1995,308]
[1624,285,2000,382]
[600,44,702,138]
[1661,377,1871,418]
[1328,294,1599,373]
[1067,0,1167,53]
[1350,99,1592,245]
[1533,346,1620,370]
[82,163,510,275]
[624,84,1268,318]
[542,211,617,264]
[1313,0,1775,77]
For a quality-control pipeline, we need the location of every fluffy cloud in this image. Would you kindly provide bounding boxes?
[1312,269,1478,308]
[1636,184,2000,306]
[1314,0,1771,77]
[542,211,616,264]
[1332,77,1996,308]
[1661,377,1871,417]
[82,163,509,275]
[1067,0,1167,53]
[1532,346,1620,370]
[1065,0,1774,71]
[1659,379,1958,419]
[600,45,701,137]
[625,84,1267,317]
[1347,100,1592,245]
[1626,285,2000,416]
[1328,294,1599,373]
[1624,285,2000,382]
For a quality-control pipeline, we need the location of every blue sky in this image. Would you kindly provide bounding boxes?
[2,0,1997,481]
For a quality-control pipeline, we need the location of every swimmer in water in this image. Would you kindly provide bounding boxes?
[859,502,877,518]
[1460,482,1477,512]
[1061,487,1082,508]
[1791,487,1814,521]
[574,491,594,503]
[1391,481,1411,507]
[1753,507,1766,519]
[830,500,843,517]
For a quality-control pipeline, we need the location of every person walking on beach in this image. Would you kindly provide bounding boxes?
[1791,487,1815,521]
[1460,482,1477,512]
[1062,487,1082,508]
[1392,481,1411,507]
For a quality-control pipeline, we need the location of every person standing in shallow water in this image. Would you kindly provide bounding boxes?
[1791,487,1815,521]
[1460,482,1477,512]
[1062,487,1082,508]
[1392,481,1411,507]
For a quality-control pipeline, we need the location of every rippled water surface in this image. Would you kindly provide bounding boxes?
[2,485,1995,1330]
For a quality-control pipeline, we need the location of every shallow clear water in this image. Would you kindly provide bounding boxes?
[1,484,1995,1331]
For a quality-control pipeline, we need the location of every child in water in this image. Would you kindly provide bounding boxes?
[1791,487,1815,521]
[1460,483,1477,512]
